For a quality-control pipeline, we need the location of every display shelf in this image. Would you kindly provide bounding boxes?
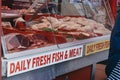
[1,14,111,59]
[58,34,110,49]
[1,0,112,59]
[2,34,110,77]
[2,31,59,59]
[1,34,110,59]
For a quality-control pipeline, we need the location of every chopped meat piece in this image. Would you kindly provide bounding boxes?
[4,33,31,51]
[5,33,20,50]
[14,17,26,30]
[16,35,31,47]
[30,33,49,46]
[4,32,57,53]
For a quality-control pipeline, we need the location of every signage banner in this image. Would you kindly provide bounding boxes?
[7,45,83,77]
[85,40,110,56]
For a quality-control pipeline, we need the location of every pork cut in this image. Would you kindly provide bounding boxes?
[4,33,31,51]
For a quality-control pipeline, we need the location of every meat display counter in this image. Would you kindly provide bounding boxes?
[2,35,110,80]
[1,0,113,80]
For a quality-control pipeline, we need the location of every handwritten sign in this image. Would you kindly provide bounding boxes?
[85,40,110,56]
[7,45,83,77]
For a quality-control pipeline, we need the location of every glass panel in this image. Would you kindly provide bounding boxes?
[1,0,58,54]
[1,0,113,55]
[56,0,112,45]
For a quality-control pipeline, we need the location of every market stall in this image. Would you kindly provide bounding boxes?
[1,0,114,80]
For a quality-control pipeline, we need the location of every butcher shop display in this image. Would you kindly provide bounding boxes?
[27,15,111,40]
[2,14,111,54]
[2,26,67,53]
[1,0,112,56]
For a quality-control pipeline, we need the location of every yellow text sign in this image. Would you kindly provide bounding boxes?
[85,40,110,56]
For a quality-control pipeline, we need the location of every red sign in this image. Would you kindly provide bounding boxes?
[7,45,83,77]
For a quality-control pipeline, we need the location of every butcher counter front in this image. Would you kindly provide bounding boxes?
[2,34,110,80]
[1,0,112,79]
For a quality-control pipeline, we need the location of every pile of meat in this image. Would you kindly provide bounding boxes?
[3,26,67,53]
[30,16,111,35]
[29,16,111,41]
[2,15,111,53]
[4,33,55,53]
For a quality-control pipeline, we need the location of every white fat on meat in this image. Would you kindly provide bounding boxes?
[94,28,111,35]
[30,16,110,35]
[70,17,78,22]
[47,17,59,23]
[79,25,93,32]
[51,19,63,29]
[75,18,89,26]
[59,21,80,30]
[62,17,71,22]
[52,22,61,29]
[93,23,111,34]
[31,22,51,30]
